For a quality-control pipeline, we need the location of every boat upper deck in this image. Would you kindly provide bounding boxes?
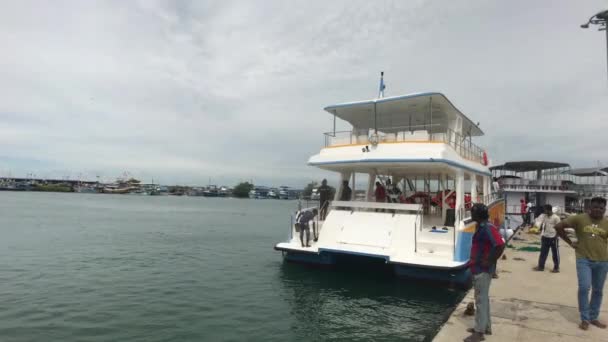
[324,92,483,136]
[323,128,486,165]
[320,92,487,165]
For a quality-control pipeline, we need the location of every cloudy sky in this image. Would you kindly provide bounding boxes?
[1,0,607,187]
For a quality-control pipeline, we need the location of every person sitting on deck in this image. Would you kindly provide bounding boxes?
[296,208,318,248]
[464,203,505,342]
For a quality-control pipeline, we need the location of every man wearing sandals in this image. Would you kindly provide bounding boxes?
[555,197,608,331]
[464,204,505,342]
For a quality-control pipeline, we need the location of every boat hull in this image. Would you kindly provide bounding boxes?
[280,249,336,265]
[277,247,471,288]
[393,263,471,288]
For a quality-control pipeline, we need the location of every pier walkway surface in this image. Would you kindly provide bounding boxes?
[434,231,608,342]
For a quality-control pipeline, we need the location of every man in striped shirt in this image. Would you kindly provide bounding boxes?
[464,204,506,342]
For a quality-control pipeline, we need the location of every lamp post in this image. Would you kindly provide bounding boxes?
[581,10,608,83]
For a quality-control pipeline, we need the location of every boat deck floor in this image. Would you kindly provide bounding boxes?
[276,241,466,268]
[277,213,465,269]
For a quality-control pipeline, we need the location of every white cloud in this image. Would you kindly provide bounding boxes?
[0,0,607,187]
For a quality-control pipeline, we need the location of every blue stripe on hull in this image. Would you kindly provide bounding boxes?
[393,264,471,288]
[283,251,336,265]
[282,250,471,288]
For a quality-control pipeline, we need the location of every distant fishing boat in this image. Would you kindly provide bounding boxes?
[202,185,220,197]
[102,177,141,194]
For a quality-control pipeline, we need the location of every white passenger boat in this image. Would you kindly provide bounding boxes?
[249,186,270,199]
[274,90,505,287]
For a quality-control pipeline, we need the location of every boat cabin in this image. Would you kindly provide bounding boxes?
[310,93,494,229]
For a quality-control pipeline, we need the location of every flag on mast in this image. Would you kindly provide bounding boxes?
[378,71,386,98]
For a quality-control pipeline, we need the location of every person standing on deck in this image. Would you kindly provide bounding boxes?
[317,179,331,221]
[296,208,318,248]
[520,198,527,227]
[555,197,608,331]
[386,178,401,203]
[340,180,352,201]
[464,204,505,342]
[374,181,387,212]
[533,204,561,273]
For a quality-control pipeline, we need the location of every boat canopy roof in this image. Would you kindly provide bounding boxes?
[490,161,570,173]
[567,167,608,177]
[324,92,484,136]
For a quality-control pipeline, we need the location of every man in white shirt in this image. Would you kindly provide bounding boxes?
[526,201,533,225]
[533,204,562,272]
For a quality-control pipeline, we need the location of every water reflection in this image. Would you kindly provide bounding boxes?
[278,262,465,341]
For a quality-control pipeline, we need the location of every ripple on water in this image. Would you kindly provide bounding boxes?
[0,193,463,341]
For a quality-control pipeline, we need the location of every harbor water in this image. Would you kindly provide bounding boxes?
[0,192,463,341]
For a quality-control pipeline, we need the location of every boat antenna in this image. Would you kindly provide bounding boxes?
[378,71,386,98]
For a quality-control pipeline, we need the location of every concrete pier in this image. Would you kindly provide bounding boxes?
[433,232,608,341]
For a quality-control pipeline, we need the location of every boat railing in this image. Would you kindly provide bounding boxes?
[480,192,502,206]
[298,199,321,212]
[441,129,485,164]
[460,193,504,217]
[456,207,472,226]
[498,179,574,192]
[291,202,323,241]
[413,204,423,253]
[323,127,485,164]
[330,200,422,212]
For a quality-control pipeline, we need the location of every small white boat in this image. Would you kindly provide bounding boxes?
[268,189,279,199]
[279,186,298,200]
[310,188,320,201]
[203,185,220,197]
[275,89,505,287]
[249,186,270,199]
